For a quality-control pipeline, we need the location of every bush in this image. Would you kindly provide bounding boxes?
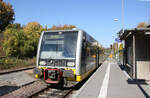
[3,28,25,57]
[2,22,44,58]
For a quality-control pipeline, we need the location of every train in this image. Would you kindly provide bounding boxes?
[34,29,100,85]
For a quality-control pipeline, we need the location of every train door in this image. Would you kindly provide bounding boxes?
[96,48,99,68]
[80,32,87,74]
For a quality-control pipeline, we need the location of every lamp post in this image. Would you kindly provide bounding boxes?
[122,0,124,33]
[113,18,121,61]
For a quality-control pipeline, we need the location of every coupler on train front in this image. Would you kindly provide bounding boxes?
[34,68,75,86]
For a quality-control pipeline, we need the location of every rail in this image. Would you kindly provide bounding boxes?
[0,56,6,59]
[0,66,35,75]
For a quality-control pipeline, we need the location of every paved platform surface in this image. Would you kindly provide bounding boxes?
[74,58,150,98]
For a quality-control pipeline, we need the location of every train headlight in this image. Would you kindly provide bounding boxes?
[67,62,75,67]
[39,61,46,65]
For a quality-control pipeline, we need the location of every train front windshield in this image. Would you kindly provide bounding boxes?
[39,31,78,61]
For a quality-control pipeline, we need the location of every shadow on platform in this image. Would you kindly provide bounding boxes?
[0,85,19,96]
[117,62,150,98]
[127,79,150,98]
[127,79,148,85]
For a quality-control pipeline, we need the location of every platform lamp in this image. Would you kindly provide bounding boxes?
[121,0,125,45]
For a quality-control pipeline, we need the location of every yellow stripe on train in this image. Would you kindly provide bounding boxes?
[64,68,76,81]
[37,66,96,82]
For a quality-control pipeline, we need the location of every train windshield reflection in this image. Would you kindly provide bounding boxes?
[40,31,78,59]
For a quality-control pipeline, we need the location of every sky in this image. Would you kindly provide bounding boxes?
[3,0,150,47]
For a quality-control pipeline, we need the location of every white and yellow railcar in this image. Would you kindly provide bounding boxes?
[34,29,99,84]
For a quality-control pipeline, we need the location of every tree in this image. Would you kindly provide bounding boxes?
[50,24,76,30]
[3,28,25,57]
[62,24,76,30]
[0,0,14,32]
[2,21,44,58]
[24,21,43,38]
[23,22,44,57]
[6,23,22,29]
[137,22,148,28]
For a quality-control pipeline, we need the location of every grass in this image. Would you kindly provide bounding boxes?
[0,57,36,70]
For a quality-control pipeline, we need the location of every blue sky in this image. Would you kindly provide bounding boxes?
[3,0,150,47]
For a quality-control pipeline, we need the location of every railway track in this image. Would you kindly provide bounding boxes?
[0,66,35,75]
[0,56,35,75]
[30,61,105,98]
[30,80,77,98]
[30,72,96,98]
[29,73,90,98]
[0,56,6,59]
[32,87,73,98]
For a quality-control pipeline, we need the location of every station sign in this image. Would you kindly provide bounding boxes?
[115,38,122,43]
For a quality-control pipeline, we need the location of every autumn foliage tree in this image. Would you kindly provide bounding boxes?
[23,22,43,57]
[6,23,22,29]
[3,22,44,57]
[3,28,25,57]
[0,0,14,32]
[137,22,148,28]
[50,24,76,30]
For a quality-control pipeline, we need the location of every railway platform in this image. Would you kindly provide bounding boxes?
[74,58,150,98]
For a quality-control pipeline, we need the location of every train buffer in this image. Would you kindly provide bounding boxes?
[74,58,150,98]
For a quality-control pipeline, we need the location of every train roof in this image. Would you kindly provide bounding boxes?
[43,29,82,33]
